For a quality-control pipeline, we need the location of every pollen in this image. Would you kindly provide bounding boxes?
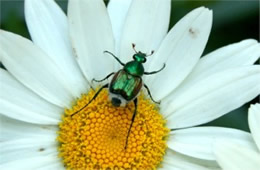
[57,88,169,169]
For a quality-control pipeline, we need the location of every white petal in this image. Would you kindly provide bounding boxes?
[37,161,65,170]
[170,39,260,99]
[168,127,257,160]
[119,0,171,64]
[249,103,260,150]
[161,150,220,170]
[0,30,74,108]
[145,7,212,101]
[25,0,89,97]
[0,115,57,141]
[68,0,115,82]
[214,141,260,170]
[0,137,57,164]
[107,0,132,54]
[0,155,64,170]
[0,69,62,124]
[163,66,260,129]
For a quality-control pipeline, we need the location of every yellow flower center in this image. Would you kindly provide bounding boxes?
[57,88,169,169]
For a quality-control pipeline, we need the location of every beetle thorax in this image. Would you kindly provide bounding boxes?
[124,61,144,76]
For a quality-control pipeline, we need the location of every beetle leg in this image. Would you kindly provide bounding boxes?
[92,72,115,83]
[104,51,125,66]
[144,63,166,75]
[125,98,138,149]
[71,84,109,117]
[143,84,160,104]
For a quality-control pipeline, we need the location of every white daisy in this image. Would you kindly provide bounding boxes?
[214,103,260,170]
[0,0,260,169]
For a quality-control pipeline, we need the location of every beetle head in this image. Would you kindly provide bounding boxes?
[133,52,147,63]
[132,43,154,63]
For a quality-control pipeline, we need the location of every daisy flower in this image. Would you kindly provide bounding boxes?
[214,103,260,170]
[1,0,260,169]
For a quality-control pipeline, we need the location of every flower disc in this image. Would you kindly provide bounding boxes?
[57,88,169,169]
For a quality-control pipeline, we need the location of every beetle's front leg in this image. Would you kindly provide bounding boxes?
[104,51,125,66]
[144,63,166,75]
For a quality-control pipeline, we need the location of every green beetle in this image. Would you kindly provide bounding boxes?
[72,44,165,148]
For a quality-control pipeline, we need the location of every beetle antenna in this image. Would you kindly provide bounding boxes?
[146,50,154,57]
[132,43,138,53]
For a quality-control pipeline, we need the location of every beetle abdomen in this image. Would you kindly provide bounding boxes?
[109,70,142,101]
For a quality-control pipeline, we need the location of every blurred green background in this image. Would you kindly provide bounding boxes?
[0,0,259,131]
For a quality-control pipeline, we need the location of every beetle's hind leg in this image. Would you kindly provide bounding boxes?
[144,84,160,104]
[125,98,138,149]
[71,84,109,117]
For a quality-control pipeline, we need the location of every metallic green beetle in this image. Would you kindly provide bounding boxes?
[71,44,165,148]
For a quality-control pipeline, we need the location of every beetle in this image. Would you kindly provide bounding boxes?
[71,44,165,148]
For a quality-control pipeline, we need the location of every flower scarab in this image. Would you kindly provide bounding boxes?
[71,44,165,148]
